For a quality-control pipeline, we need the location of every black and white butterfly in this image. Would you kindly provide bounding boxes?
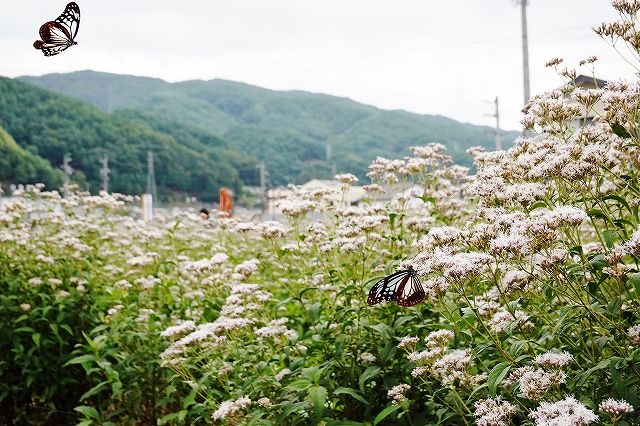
[367,266,426,307]
[33,2,80,56]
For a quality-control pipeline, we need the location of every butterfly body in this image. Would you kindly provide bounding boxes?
[33,2,80,56]
[367,266,426,307]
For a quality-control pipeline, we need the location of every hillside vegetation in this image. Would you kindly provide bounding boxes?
[0,126,62,188]
[0,78,251,200]
[21,71,518,185]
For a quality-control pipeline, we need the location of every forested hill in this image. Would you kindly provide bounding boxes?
[0,126,62,188]
[0,77,253,199]
[20,71,520,185]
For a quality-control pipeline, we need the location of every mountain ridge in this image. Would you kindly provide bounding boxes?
[16,70,518,188]
[0,77,251,200]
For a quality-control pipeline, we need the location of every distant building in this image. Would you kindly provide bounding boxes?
[266,179,366,217]
[300,179,366,205]
[570,74,608,128]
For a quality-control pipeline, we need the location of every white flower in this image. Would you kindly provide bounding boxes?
[275,368,291,381]
[530,395,598,425]
[211,253,229,264]
[474,396,517,426]
[506,366,566,401]
[533,351,572,368]
[257,397,272,408]
[490,233,530,256]
[19,303,31,312]
[126,254,155,266]
[28,277,43,287]
[397,336,420,349]
[599,398,634,415]
[388,384,410,405]
[407,347,445,363]
[359,352,376,363]
[334,173,359,184]
[161,321,197,339]
[628,324,640,345]
[488,308,532,333]
[431,349,473,385]
[253,318,296,340]
[211,397,252,421]
[425,329,454,348]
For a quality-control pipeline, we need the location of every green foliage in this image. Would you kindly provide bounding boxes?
[0,126,62,188]
[20,70,518,186]
[0,77,251,200]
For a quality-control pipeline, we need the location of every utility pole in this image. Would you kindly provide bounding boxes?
[61,153,73,197]
[100,155,110,193]
[326,143,337,176]
[484,97,502,151]
[517,0,531,106]
[146,151,157,201]
[257,162,268,216]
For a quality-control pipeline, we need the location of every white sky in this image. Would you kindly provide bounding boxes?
[1,0,636,130]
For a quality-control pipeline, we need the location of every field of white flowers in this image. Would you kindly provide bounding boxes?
[3,2,640,425]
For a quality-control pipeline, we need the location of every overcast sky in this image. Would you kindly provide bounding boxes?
[1,0,635,130]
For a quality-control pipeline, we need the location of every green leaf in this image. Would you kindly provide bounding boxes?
[31,333,40,347]
[64,354,96,367]
[486,362,511,396]
[374,405,400,425]
[611,122,632,139]
[602,194,632,215]
[389,212,398,229]
[334,387,369,405]
[159,411,188,425]
[610,358,626,396]
[74,405,100,420]
[586,209,607,220]
[287,378,312,391]
[308,385,328,420]
[602,230,617,249]
[627,272,640,296]
[358,366,381,392]
[182,387,197,409]
[589,254,607,271]
[368,323,393,342]
[80,381,111,401]
[606,297,622,316]
[301,365,323,382]
[575,359,610,387]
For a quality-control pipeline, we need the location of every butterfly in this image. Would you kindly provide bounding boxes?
[33,2,80,56]
[367,265,426,307]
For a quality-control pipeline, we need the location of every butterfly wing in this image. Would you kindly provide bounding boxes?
[396,270,426,307]
[39,22,70,45]
[41,42,75,57]
[367,269,412,305]
[33,2,80,56]
[55,2,80,40]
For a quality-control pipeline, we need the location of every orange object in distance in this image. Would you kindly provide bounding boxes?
[219,187,233,218]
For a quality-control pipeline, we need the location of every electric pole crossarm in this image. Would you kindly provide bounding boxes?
[484,97,502,151]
